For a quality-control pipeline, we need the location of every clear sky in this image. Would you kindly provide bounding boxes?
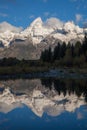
[0,0,87,28]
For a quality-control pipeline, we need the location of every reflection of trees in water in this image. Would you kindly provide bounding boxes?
[41,78,87,102]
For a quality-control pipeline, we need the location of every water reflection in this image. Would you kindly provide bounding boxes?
[0,78,87,117]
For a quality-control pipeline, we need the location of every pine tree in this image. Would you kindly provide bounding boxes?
[48,47,52,62]
[64,42,73,66]
[53,42,61,61]
[74,41,81,57]
[60,42,66,58]
[82,34,87,55]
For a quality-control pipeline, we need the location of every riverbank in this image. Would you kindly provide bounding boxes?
[0,66,87,79]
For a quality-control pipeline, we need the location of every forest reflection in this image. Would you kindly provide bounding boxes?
[41,78,87,102]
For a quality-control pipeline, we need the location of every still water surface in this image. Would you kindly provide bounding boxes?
[0,78,87,130]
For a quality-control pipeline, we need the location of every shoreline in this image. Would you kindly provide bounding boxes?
[0,68,87,80]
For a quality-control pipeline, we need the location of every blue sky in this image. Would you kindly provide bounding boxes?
[0,0,87,28]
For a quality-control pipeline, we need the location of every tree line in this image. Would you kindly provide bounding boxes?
[41,78,87,102]
[40,35,87,67]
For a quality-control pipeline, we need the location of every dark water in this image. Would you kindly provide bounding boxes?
[0,78,87,130]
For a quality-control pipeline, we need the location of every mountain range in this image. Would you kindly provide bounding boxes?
[0,17,87,59]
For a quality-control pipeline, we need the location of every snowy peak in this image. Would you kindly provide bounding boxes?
[63,21,83,34]
[22,17,54,44]
[30,17,43,27]
[0,22,23,47]
[63,21,76,33]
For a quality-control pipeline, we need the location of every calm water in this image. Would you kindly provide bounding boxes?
[0,78,87,130]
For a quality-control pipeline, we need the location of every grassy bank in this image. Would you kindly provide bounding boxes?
[0,66,50,75]
[0,58,87,77]
[0,65,87,77]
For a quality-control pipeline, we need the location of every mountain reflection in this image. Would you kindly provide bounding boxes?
[0,78,87,117]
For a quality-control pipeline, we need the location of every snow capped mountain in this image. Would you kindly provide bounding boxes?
[50,21,84,43]
[0,22,23,47]
[0,17,86,47]
[63,21,83,34]
[21,17,54,44]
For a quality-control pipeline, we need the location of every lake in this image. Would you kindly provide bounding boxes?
[0,78,87,130]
